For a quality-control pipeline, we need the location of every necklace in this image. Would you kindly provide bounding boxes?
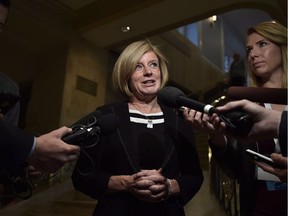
[146,116,154,129]
[130,103,156,129]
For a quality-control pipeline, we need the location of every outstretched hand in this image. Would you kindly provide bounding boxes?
[216,99,281,141]
[26,126,80,173]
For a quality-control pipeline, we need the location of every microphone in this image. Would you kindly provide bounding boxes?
[62,111,119,146]
[157,86,217,115]
[158,86,252,136]
[96,113,120,135]
[71,110,102,126]
[227,86,288,105]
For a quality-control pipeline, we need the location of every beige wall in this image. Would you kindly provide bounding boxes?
[25,38,111,133]
[0,32,225,134]
[60,39,109,127]
[25,42,68,134]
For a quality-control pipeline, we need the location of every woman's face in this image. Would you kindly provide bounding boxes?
[129,51,161,100]
[246,32,282,80]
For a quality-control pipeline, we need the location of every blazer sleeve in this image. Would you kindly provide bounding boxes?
[279,111,287,156]
[173,117,204,205]
[71,105,122,199]
[0,120,34,173]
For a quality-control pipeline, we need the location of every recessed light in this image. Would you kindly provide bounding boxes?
[121,26,131,33]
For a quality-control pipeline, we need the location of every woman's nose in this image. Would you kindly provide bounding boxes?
[250,47,260,58]
[143,66,152,75]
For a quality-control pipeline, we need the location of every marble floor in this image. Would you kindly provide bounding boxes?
[184,170,228,216]
[0,170,229,216]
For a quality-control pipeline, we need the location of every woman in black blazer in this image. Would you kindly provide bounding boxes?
[72,40,203,216]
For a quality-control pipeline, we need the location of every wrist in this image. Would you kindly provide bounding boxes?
[108,175,132,192]
[166,178,173,196]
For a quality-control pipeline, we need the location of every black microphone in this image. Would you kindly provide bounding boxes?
[158,86,252,136]
[96,113,120,135]
[71,110,102,127]
[227,86,288,105]
[157,86,217,115]
[62,111,119,146]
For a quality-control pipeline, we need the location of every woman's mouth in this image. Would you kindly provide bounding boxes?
[143,80,155,84]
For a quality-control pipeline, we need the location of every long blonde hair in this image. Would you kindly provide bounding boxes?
[247,21,287,88]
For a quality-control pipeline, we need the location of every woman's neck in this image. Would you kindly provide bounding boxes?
[259,69,283,88]
[129,97,160,114]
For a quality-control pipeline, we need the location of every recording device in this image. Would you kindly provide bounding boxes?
[62,110,119,146]
[245,149,284,168]
[157,86,252,136]
[158,86,217,115]
[0,92,20,115]
[227,86,288,105]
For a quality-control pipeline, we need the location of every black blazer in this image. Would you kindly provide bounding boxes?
[72,102,203,216]
[279,111,287,156]
[0,120,34,174]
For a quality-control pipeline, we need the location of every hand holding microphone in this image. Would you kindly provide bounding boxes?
[62,110,120,147]
[157,86,252,136]
[216,99,284,141]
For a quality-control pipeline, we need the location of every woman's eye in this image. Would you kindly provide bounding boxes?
[259,41,267,47]
[136,64,143,71]
[149,62,159,69]
[246,48,252,57]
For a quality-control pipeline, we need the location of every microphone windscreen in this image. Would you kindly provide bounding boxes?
[227,87,287,105]
[97,113,120,135]
[157,86,185,107]
[71,110,102,127]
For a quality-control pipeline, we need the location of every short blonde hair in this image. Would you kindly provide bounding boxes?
[247,21,287,88]
[112,40,169,98]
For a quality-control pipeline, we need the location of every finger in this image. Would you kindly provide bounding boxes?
[66,145,81,155]
[254,161,276,173]
[133,179,155,189]
[66,154,78,162]
[54,126,72,138]
[149,184,166,194]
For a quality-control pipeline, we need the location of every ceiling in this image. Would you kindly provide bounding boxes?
[58,0,286,49]
[5,0,286,53]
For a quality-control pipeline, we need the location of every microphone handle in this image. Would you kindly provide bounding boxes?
[227,87,287,104]
[62,126,90,144]
[178,96,217,115]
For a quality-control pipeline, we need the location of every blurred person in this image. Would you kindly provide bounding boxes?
[183,21,287,216]
[0,0,80,175]
[228,52,246,86]
[72,40,203,216]
[0,120,80,174]
[0,72,20,126]
[0,0,20,126]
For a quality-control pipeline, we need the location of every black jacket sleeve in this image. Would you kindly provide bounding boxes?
[0,120,34,174]
[279,111,287,156]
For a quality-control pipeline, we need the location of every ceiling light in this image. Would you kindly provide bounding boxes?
[121,26,131,33]
[210,15,217,22]
[208,15,217,27]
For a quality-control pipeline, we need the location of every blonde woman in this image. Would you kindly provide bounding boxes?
[72,40,203,216]
[184,21,287,216]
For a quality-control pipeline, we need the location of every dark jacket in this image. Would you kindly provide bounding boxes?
[279,111,287,156]
[0,120,34,175]
[72,102,203,216]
